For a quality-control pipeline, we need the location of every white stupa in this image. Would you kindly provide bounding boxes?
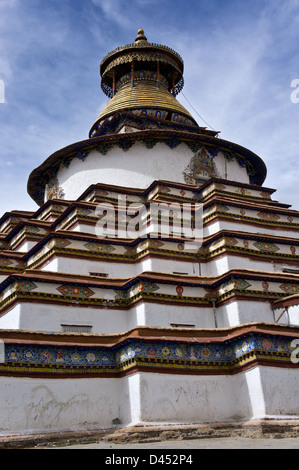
[0,29,298,435]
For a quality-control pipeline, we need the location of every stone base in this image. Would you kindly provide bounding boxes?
[1,419,299,449]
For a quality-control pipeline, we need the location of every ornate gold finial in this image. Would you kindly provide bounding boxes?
[135,28,148,43]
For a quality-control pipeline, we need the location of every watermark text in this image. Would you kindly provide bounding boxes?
[290,79,299,103]
[95,196,203,249]
[0,80,5,103]
[291,339,299,363]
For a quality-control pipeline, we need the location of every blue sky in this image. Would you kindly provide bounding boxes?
[0,0,299,215]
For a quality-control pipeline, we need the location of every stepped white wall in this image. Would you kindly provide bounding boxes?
[40,252,298,278]
[0,302,216,333]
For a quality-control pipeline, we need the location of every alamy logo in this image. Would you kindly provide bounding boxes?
[290,339,299,363]
[0,80,5,103]
[290,79,299,104]
[95,196,203,250]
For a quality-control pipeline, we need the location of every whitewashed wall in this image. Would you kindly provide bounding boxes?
[56,143,250,202]
[204,219,298,238]
[135,367,299,423]
[273,304,299,326]
[0,297,277,333]
[216,300,274,328]
[1,366,297,435]
[39,247,299,279]
[200,255,299,277]
[0,375,125,435]
[0,302,215,333]
[42,255,200,277]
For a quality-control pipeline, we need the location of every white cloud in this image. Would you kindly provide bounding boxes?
[91,0,133,29]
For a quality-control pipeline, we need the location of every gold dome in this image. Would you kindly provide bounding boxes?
[89,29,198,136]
[92,79,196,127]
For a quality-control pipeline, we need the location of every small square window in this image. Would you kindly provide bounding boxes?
[170,323,195,328]
[61,324,92,333]
[89,272,109,278]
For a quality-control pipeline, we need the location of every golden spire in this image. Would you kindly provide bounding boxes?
[100,29,184,99]
[89,29,195,136]
[135,28,148,44]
